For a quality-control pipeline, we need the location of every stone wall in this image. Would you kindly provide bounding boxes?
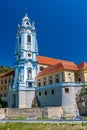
[7,108,42,119]
[48,107,63,118]
[0,106,80,119]
[0,108,7,119]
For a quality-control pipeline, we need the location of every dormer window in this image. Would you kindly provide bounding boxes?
[40,66,44,71]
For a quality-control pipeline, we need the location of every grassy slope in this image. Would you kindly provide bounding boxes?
[0,123,87,130]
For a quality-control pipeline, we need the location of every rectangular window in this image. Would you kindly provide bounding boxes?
[4,93,6,97]
[5,79,7,84]
[61,72,64,82]
[38,82,41,87]
[4,86,7,91]
[49,76,53,85]
[39,92,41,96]
[51,89,54,94]
[1,80,3,84]
[9,78,11,83]
[65,88,69,93]
[1,86,3,91]
[45,91,47,95]
[28,83,32,88]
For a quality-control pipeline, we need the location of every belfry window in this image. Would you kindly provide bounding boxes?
[19,37,21,43]
[27,70,32,79]
[27,35,31,43]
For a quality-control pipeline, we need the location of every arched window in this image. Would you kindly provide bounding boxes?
[27,70,32,79]
[27,35,31,42]
[49,76,53,85]
[61,72,64,82]
[19,74,22,81]
[43,77,47,86]
[78,78,81,82]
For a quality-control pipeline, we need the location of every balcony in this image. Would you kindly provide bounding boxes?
[27,77,33,81]
[36,82,87,90]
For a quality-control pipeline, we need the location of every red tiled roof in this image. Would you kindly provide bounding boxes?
[37,56,73,66]
[78,62,87,70]
[37,62,78,77]
[0,71,14,78]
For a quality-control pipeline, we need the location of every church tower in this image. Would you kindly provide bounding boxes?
[8,13,38,108]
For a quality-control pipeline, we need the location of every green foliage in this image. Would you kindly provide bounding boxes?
[37,117,49,120]
[83,116,87,120]
[80,88,87,96]
[0,123,87,130]
[9,116,26,120]
[0,104,2,108]
[0,66,13,74]
[0,99,7,108]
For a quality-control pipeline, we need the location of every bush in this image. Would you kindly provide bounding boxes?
[0,99,7,108]
[0,104,2,108]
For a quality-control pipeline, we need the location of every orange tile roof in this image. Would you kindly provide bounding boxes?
[0,71,14,78]
[37,62,78,77]
[37,56,73,66]
[78,62,87,70]
[0,73,7,77]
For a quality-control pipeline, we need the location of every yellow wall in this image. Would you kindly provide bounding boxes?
[0,74,13,99]
[37,71,66,86]
[64,71,75,82]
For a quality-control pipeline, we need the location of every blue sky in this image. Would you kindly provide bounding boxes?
[0,0,87,67]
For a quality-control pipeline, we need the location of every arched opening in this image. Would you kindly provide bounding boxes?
[27,70,32,79]
[27,35,31,42]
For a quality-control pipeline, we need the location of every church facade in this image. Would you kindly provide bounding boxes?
[8,14,87,117]
[8,13,56,108]
[8,13,39,108]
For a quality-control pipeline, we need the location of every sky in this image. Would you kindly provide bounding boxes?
[0,0,87,67]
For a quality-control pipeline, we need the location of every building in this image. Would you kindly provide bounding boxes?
[0,71,14,102]
[36,62,87,116]
[8,13,87,117]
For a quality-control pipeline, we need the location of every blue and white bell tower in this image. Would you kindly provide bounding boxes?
[8,13,38,108]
